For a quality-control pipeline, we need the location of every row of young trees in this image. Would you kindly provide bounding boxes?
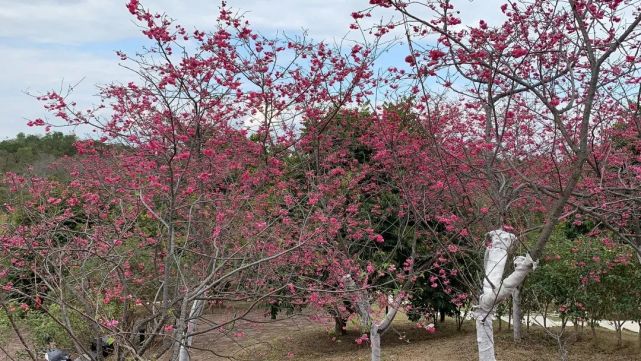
[2,1,641,361]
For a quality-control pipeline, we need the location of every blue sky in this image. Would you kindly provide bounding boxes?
[0,0,503,139]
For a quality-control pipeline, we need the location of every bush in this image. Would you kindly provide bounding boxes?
[24,304,91,350]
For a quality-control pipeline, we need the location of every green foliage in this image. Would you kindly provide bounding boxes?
[0,132,77,174]
[0,307,11,343]
[523,224,641,323]
[0,302,92,351]
[24,304,91,350]
[0,132,78,204]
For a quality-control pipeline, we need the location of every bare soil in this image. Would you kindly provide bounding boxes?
[182,310,641,361]
[3,309,640,361]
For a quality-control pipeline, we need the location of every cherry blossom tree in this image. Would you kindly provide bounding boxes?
[3,1,641,361]
[357,0,641,359]
[1,1,383,360]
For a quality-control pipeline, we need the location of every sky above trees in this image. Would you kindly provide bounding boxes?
[0,0,506,139]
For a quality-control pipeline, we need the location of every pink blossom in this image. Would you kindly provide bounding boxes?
[355,333,369,345]
[425,324,436,334]
[103,319,119,329]
[366,263,375,274]
[511,47,528,58]
[428,49,447,61]
[404,55,416,66]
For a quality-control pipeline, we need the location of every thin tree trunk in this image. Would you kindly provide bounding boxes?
[615,321,623,346]
[345,276,403,361]
[370,324,381,361]
[512,288,522,342]
[334,317,347,335]
[343,274,390,361]
[0,301,37,361]
[457,310,467,332]
[95,336,104,361]
[342,275,370,331]
[370,300,400,361]
[178,299,204,361]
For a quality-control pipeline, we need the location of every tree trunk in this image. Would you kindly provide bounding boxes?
[370,300,400,361]
[456,310,466,332]
[370,324,381,361]
[117,346,125,361]
[342,275,370,330]
[343,274,401,361]
[334,317,347,335]
[95,336,104,361]
[512,288,522,342]
[590,320,597,343]
[474,230,535,361]
[178,299,204,361]
[476,317,496,361]
[440,310,445,323]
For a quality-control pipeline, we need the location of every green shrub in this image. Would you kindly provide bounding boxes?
[24,304,91,350]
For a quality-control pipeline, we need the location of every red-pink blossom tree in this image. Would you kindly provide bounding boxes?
[0,1,384,360]
[4,1,641,361]
[357,0,641,359]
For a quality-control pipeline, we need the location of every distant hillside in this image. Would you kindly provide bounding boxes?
[0,132,77,174]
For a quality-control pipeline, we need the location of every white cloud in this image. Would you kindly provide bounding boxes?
[0,0,365,45]
[0,44,132,138]
[0,0,508,138]
[0,0,137,45]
